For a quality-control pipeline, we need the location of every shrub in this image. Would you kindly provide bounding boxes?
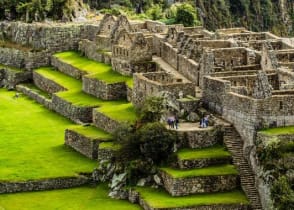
[146,4,163,20]
[175,3,199,27]
[271,176,294,210]
[139,96,165,123]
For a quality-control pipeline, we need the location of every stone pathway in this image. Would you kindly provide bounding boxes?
[166,122,213,131]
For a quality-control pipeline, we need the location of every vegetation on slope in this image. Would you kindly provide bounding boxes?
[0,184,141,210]
[0,89,96,181]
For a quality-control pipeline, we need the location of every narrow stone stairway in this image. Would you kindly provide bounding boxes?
[223,125,262,210]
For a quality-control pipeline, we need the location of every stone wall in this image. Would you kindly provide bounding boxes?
[176,127,220,149]
[79,39,112,64]
[0,47,49,70]
[0,175,91,194]
[82,76,127,100]
[0,67,31,89]
[97,147,115,161]
[51,56,85,79]
[65,129,101,159]
[132,72,195,107]
[0,21,100,52]
[111,59,156,76]
[33,71,66,94]
[177,156,231,169]
[16,85,53,110]
[52,94,96,123]
[161,42,178,69]
[160,170,238,196]
[93,109,121,133]
[178,55,200,85]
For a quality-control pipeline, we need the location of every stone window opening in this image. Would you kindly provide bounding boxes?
[108,25,110,30]
[279,101,283,110]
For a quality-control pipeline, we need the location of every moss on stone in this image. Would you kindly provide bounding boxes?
[99,142,121,150]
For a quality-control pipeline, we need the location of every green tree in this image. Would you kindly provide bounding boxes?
[175,3,199,27]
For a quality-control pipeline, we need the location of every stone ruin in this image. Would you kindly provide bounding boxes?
[1,14,294,210]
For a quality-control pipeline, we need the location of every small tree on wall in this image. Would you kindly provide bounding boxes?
[175,3,199,27]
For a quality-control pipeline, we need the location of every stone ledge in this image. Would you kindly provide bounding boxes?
[160,170,238,196]
[33,71,66,94]
[52,94,97,123]
[93,109,121,133]
[0,174,91,194]
[65,129,111,160]
[51,56,85,80]
[83,76,127,100]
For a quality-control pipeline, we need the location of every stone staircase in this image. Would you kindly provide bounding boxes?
[223,125,262,210]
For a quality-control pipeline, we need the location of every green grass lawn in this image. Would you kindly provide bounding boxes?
[0,184,141,210]
[177,145,231,160]
[99,142,121,150]
[135,187,249,208]
[98,102,137,123]
[54,51,133,86]
[0,89,96,181]
[68,125,113,140]
[0,63,23,72]
[260,126,294,135]
[35,67,82,90]
[160,164,238,178]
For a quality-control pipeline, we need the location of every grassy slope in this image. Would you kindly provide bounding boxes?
[136,187,249,208]
[54,51,133,86]
[0,89,96,181]
[260,126,294,135]
[160,164,238,178]
[177,145,231,160]
[0,184,141,210]
[68,125,113,140]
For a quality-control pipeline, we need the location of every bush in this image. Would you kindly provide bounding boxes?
[271,176,294,210]
[146,4,163,20]
[175,3,199,27]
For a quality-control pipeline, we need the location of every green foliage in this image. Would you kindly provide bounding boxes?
[146,4,163,20]
[114,122,176,184]
[175,3,199,27]
[139,96,165,123]
[0,0,85,22]
[271,176,294,210]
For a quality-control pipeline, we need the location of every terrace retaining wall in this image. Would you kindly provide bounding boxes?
[33,71,66,94]
[52,95,96,123]
[0,68,31,89]
[0,175,92,194]
[93,110,121,133]
[160,170,238,196]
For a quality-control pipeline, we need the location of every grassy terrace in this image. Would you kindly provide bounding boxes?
[35,67,82,90]
[98,102,137,123]
[260,126,294,135]
[177,145,231,160]
[160,164,238,178]
[99,142,121,150]
[68,125,113,140]
[0,89,96,181]
[0,184,141,210]
[22,83,51,99]
[54,51,133,87]
[136,187,249,208]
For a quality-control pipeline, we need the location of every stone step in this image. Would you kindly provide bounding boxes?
[159,164,239,196]
[65,125,113,160]
[131,187,251,210]
[176,145,232,169]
